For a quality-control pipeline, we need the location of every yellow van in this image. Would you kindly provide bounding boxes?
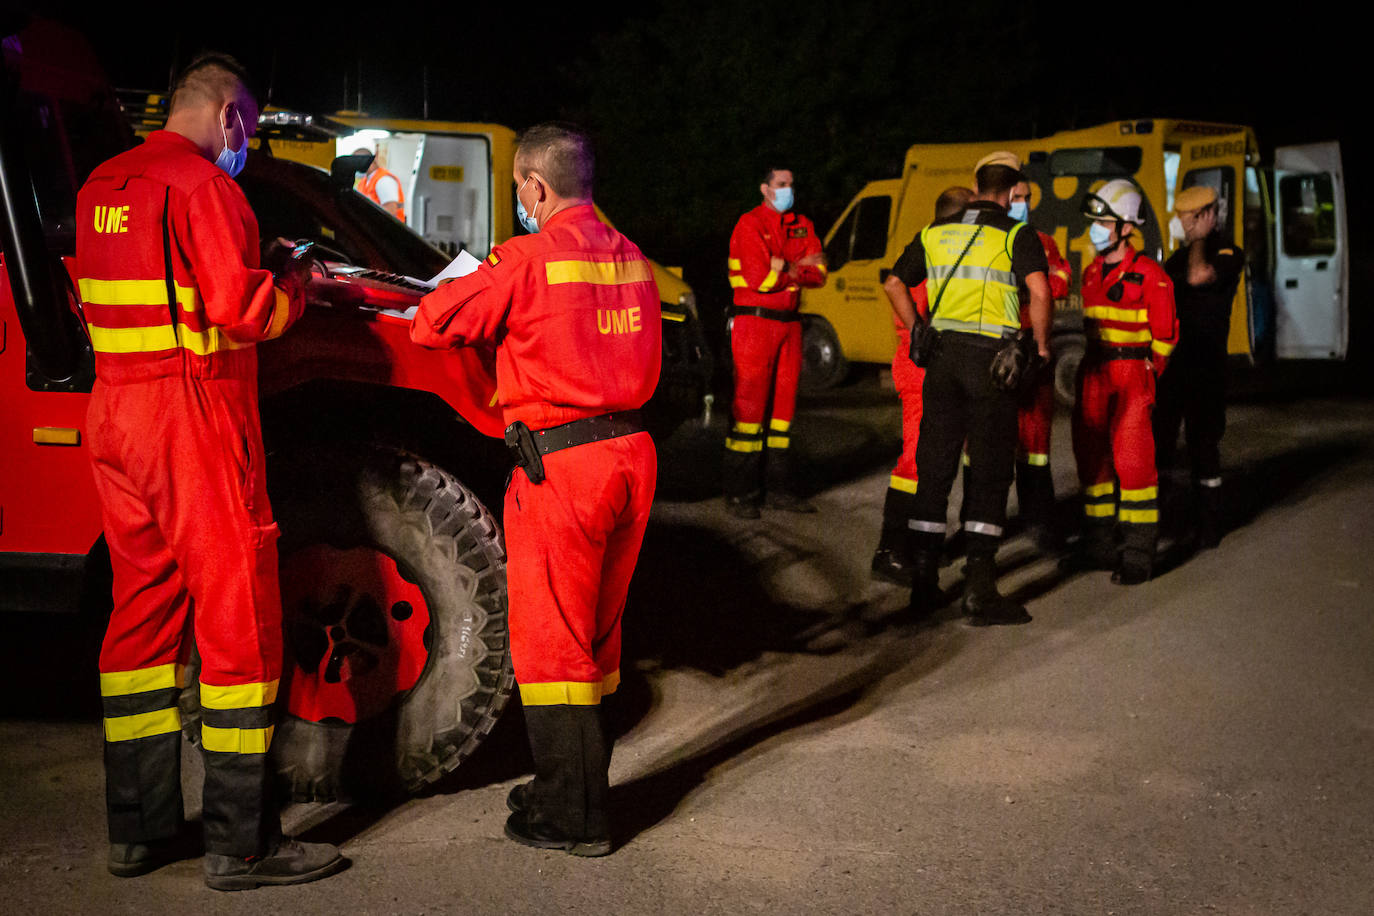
[801,119,1347,397]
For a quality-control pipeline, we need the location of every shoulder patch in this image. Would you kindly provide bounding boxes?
[486,252,501,267]
[788,227,808,238]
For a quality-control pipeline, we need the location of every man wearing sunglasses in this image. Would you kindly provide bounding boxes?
[1073,179,1179,585]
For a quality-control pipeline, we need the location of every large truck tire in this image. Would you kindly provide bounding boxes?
[179,444,513,802]
[1054,343,1083,409]
[800,315,849,392]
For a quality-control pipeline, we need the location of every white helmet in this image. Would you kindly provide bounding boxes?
[1082,178,1145,225]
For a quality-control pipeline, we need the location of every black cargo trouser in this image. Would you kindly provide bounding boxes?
[1153,331,1227,483]
[908,332,1019,558]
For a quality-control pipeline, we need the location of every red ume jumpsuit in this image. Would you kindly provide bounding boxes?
[410,204,660,707]
[1073,246,1177,558]
[75,130,304,856]
[1014,231,1072,528]
[724,203,826,502]
[874,283,929,558]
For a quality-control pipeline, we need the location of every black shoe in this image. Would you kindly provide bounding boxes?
[724,496,761,519]
[871,548,913,586]
[765,492,818,513]
[506,781,532,813]
[504,810,612,857]
[204,839,348,891]
[961,555,1031,626]
[907,550,945,621]
[1111,549,1152,585]
[108,836,192,878]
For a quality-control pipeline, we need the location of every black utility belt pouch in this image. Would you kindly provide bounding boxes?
[504,411,646,486]
[730,306,801,322]
[909,320,941,368]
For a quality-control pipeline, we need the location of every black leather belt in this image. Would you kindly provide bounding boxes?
[1087,346,1150,361]
[504,411,645,484]
[730,306,801,322]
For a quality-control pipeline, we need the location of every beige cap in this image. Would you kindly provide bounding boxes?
[1174,186,1218,213]
[974,150,1022,175]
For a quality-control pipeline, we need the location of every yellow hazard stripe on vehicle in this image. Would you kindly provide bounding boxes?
[1119,508,1159,524]
[200,679,279,710]
[889,474,917,494]
[86,323,253,356]
[519,672,619,707]
[202,724,274,755]
[725,438,763,453]
[1084,503,1116,518]
[545,259,653,286]
[757,269,781,293]
[263,288,292,340]
[1094,328,1152,344]
[1083,306,1148,323]
[1084,482,1116,498]
[100,663,186,698]
[104,708,181,742]
[767,436,790,449]
[78,277,196,312]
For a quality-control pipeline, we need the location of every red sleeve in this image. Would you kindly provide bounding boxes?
[1039,232,1072,300]
[1146,262,1178,371]
[792,218,826,289]
[411,249,512,349]
[729,213,784,294]
[184,176,301,343]
[912,280,930,320]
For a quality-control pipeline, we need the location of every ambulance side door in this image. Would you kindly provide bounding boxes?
[1173,131,1249,356]
[411,133,494,259]
[1273,142,1347,359]
[804,187,896,365]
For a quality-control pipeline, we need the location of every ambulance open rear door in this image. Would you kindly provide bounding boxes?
[1273,142,1347,359]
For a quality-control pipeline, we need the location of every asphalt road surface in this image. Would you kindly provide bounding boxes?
[2,377,1372,915]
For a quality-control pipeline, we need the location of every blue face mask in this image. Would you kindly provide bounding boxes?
[1089,222,1115,252]
[770,186,794,213]
[516,176,540,233]
[1007,200,1028,222]
[214,110,248,179]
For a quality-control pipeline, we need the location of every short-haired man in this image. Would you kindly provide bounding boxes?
[411,122,660,856]
[872,186,973,584]
[883,151,1051,624]
[1153,185,1244,548]
[75,52,344,889]
[723,167,827,518]
[355,146,406,221]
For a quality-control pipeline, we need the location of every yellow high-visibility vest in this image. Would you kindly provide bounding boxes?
[922,219,1023,339]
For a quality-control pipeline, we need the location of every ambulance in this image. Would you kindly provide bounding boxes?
[802,119,1346,400]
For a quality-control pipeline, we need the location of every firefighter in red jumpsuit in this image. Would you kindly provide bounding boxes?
[411,123,659,857]
[1073,179,1178,584]
[1008,179,1073,551]
[74,54,344,889]
[723,168,827,518]
[872,186,973,585]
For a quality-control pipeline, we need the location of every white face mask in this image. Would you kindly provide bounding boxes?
[214,109,248,179]
[1089,222,1115,252]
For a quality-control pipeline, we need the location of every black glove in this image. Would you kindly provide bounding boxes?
[989,331,1031,392]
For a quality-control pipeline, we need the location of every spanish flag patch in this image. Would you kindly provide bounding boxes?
[486,252,501,267]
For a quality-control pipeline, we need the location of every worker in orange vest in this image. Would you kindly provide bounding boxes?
[355,147,406,221]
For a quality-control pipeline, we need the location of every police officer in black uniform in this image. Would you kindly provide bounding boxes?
[881,152,1052,625]
[1153,185,1244,548]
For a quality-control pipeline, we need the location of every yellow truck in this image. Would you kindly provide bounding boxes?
[801,119,1347,399]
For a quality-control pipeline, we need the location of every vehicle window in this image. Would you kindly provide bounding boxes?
[824,195,891,272]
[1049,146,1143,178]
[824,204,858,272]
[1278,173,1337,257]
[1181,166,1236,239]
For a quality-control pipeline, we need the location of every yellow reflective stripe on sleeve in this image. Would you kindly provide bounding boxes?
[104,707,181,742]
[727,258,742,270]
[78,278,196,312]
[1120,486,1158,502]
[733,421,762,435]
[768,418,791,432]
[1119,508,1159,523]
[1096,327,1153,344]
[757,269,781,293]
[1152,339,1176,357]
[729,275,748,288]
[725,438,764,453]
[1024,453,1049,467]
[1084,481,1116,498]
[1084,503,1117,518]
[202,724,274,755]
[263,288,292,340]
[100,663,186,697]
[519,680,606,706]
[889,474,918,494]
[86,323,253,356]
[545,259,653,286]
[1083,306,1148,322]
[766,436,790,449]
[200,679,279,711]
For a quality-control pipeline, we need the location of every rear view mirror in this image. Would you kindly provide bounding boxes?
[331,152,373,191]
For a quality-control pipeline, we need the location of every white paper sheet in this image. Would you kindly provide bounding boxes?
[428,249,483,286]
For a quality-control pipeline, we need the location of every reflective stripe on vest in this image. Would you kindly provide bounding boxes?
[922,220,1023,338]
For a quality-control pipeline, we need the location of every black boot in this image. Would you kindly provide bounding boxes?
[1078,518,1117,571]
[1016,461,1060,552]
[1112,548,1153,585]
[907,548,945,621]
[1196,480,1223,549]
[962,553,1031,625]
[505,705,612,857]
[872,488,915,585]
